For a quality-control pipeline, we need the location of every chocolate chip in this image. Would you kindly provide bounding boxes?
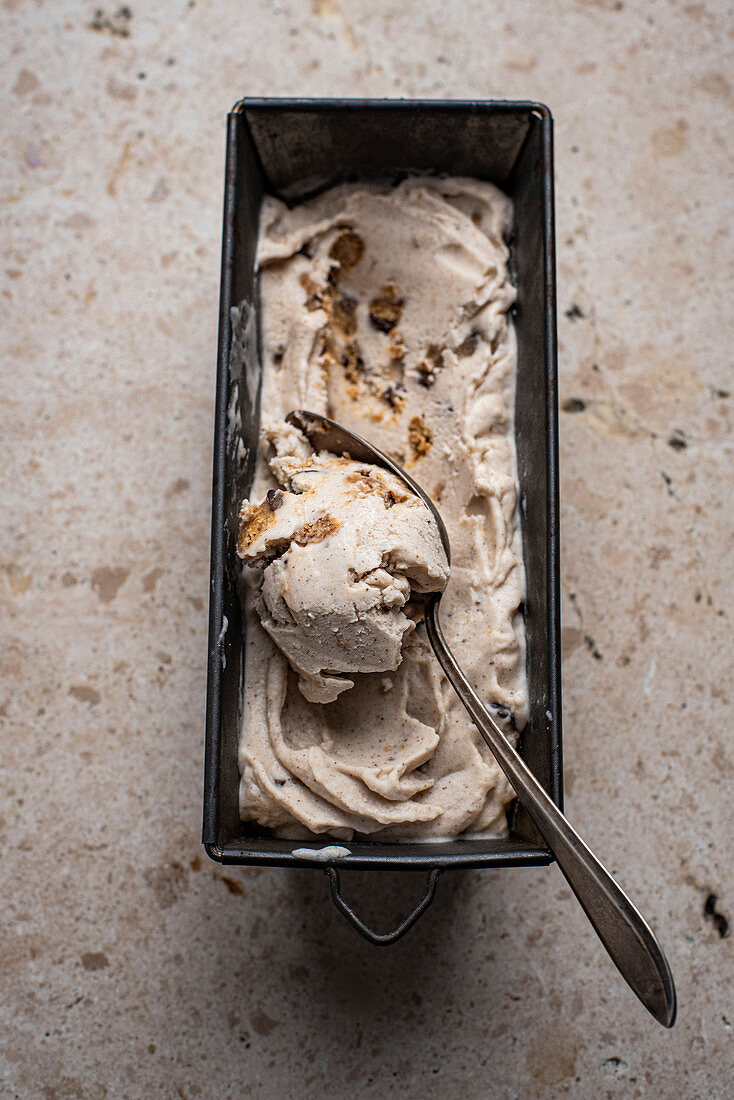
[340,340,365,383]
[489,702,511,721]
[382,383,406,410]
[562,397,586,413]
[369,312,395,334]
[455,332,479,358]
[704,893,730,939]
[332,294,358,336]
[368,285,404,334]
[425,344,443,369]
[416,344,443,388]
[304,293,323,312]
[266,489,284,512]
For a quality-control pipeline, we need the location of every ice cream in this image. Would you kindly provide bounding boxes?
[234,176,528,840]
[237,452,449,704]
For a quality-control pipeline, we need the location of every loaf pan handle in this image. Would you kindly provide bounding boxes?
[325,867,441,946]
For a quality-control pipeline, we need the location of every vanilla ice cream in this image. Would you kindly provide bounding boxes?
[237,452,449,704]
[234,176,528,840]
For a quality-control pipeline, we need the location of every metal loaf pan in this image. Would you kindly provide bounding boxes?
[204,98,561,943]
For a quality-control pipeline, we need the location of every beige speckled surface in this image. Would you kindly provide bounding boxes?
[1,2,733,1097]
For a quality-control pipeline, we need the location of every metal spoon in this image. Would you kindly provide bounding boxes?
[286,409,677,1028]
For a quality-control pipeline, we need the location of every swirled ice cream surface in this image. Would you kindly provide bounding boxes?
[237,176,528,840]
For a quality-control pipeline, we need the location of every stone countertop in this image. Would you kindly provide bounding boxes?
[1,1,732,1096]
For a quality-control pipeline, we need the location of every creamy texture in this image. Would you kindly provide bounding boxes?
[237,176,528,840]
[237,452,449,704]
[290,846,352,862]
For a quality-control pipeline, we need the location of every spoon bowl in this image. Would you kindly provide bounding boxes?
[286,408,451,562]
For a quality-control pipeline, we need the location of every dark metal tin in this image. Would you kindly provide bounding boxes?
[204,98,561,940]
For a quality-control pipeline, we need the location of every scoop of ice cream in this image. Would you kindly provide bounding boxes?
[237,452,449,703]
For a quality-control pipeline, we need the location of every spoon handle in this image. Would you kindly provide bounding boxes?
[425,600,676,1028]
